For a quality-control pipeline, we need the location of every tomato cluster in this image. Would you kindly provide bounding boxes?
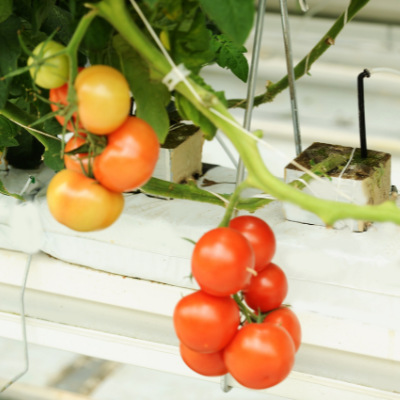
[174,216,301,390]
[29,42,160,232]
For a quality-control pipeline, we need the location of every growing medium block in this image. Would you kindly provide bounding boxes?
[282,142,391,232]
[152,124,203,184]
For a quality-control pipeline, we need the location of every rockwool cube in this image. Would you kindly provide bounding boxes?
[283,142,391,232]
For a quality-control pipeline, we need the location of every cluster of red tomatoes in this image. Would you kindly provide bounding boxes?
[28,41,160,232]
[174,216,301,390]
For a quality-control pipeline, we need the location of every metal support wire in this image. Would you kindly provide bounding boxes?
[216,134,238,168]
[233,0,267,218]
[0,254,32,393]
[280,0,303,156]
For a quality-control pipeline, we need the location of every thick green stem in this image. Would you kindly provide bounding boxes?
[228,0,371,109]
[219,180,250,227]
[65,10,98,103]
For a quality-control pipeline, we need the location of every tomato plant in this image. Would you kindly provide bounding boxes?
[64,137,89,174]
[93,116,160,192]
[75,65,131,135]
[47,169,124,232]
[223,323,295,390]
[173,290,240,353]
[264,307,301,352]
[191,227,254,297]
[27,41,69,89]
[179,342,227,377]
[244,263,288,312]
[229,216,276,272]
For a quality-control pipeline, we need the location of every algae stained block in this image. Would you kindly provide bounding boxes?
[152,124,203,183]
[282,142,391,232]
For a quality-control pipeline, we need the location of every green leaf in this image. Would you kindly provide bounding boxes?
[32,0,55,36]
[0,101,63,170]
[175,92,216,139]
[141,177,272,212]
[0,115,19,147]
[171,9,215,73]
[6,126,44,169]
[0,15,22,110]
[0,0,13,24]
[80,16,114,52]
[211,34,249,82]
[113,35,170,143]
[0,178,24,201]
[143,0,159,9]
[42,136,63,170]
[41,5,72,46]
[198,0,254,45]
[175,74,226,139]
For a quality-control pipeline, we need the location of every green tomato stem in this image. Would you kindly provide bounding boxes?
[218,180,250,228]
[233,293,254,324]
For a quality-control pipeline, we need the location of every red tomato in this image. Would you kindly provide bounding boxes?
[229,216,276,272]
[50,67,85,132]
[173,291,240,353]
[47,169,124,232]
[180,342,228,377]
[191,227,254,297]
[244,263,288,313]
[223,323,295,389]
[75,65,131,135]
[64,136,89,174]
[264,307,301,352]
[93,117,160,192]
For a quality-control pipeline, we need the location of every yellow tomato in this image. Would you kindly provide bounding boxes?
[74,65,131,135]
[47,170,124,232]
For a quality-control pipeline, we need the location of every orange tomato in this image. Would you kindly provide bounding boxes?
[93,117,159,192]
[47,170,124,232]
[75,65,131,135]
[180,342,228,377]
[64,137,90,174]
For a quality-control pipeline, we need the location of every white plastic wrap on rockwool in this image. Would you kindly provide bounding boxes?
[2,166,400,330]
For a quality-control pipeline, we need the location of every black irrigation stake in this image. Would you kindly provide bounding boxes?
[357,69,371,158]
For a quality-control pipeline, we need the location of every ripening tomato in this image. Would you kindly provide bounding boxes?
[180,342,228,377]
[244,263,288,313]
[28,41,69,89]
[75,65,131,134]
[173,291,240,353]
[50,68,85,132]
[47,170,124,232]
[191,228,254,297]
[229,216,276,272]
[93,116,159,192]
[223,323,295,389]
[264,307,301,352]
[64,137,90,174]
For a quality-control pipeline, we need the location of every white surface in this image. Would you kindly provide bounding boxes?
[1,311,399,400]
